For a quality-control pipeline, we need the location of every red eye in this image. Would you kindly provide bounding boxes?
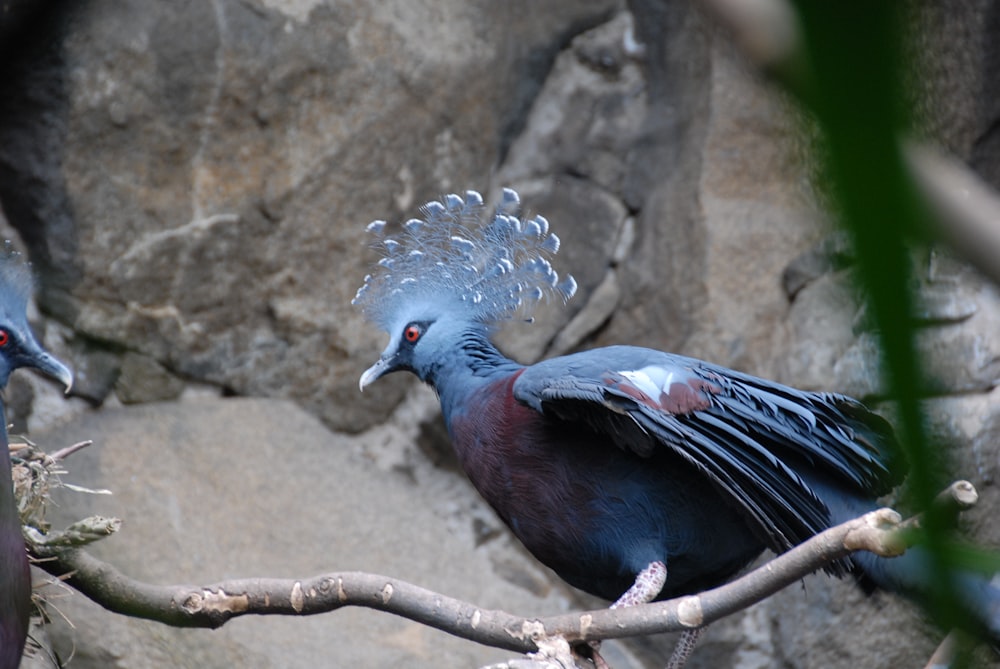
[404,325,421,343]
[0,330,9,347]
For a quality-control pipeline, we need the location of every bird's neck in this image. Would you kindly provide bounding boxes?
[428,328,523,422]
[0,403,30,659]
[0,405,20,540]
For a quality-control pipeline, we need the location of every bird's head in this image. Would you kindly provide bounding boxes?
[357,311,473,389]
[0,250,73,392]
[354,188,576,390]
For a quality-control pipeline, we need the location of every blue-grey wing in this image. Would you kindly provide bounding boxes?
[513,345,902,556]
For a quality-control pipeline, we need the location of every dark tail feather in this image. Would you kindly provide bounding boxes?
[805,471,1000,645]
[851,547,1000,644]
[827,395,907,490]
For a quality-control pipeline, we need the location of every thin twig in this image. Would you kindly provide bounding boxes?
[47,440,94,463]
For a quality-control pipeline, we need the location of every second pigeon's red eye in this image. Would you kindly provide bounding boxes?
[404,325,422,343]
[0,330,9,347]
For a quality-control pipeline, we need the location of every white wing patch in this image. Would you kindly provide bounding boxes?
[618,366,675,400]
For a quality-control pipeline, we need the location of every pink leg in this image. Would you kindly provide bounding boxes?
[611,560,667,608]
[665,628,704,669]
[588,561,668,668]
[589,647,613,669]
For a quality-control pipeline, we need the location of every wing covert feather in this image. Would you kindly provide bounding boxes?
[513,346,901,557]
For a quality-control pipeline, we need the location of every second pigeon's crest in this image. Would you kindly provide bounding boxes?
[353,188,577,331]
[0,243,33,319]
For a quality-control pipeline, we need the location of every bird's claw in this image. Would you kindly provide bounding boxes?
[585,640,613,669]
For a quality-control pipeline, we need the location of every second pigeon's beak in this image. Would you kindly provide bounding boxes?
[359,355,393,392]
[17,330,74,393]
[29,350,74,394]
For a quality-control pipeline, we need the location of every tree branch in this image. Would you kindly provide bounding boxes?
[33,507,910,654]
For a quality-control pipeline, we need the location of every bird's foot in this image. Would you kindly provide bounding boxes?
[665,628,704,669]
[582,640,613,669]
[575,561,669,669]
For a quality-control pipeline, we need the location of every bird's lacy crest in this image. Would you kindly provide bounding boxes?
[353,189,576,331]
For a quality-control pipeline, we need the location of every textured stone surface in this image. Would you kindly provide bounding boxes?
[0,0,621,433]
[36,398,576,669]
[115,352,186,404]
[0,1,998,667]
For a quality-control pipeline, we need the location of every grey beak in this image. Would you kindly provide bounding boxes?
[31,350,74,394]
[359,357,392,392]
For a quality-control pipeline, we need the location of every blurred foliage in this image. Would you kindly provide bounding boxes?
[786,2,977,636]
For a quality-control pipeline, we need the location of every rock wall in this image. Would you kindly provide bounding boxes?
[1,0,998,667]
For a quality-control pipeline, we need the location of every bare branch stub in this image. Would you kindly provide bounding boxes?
[48,440,95,463]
